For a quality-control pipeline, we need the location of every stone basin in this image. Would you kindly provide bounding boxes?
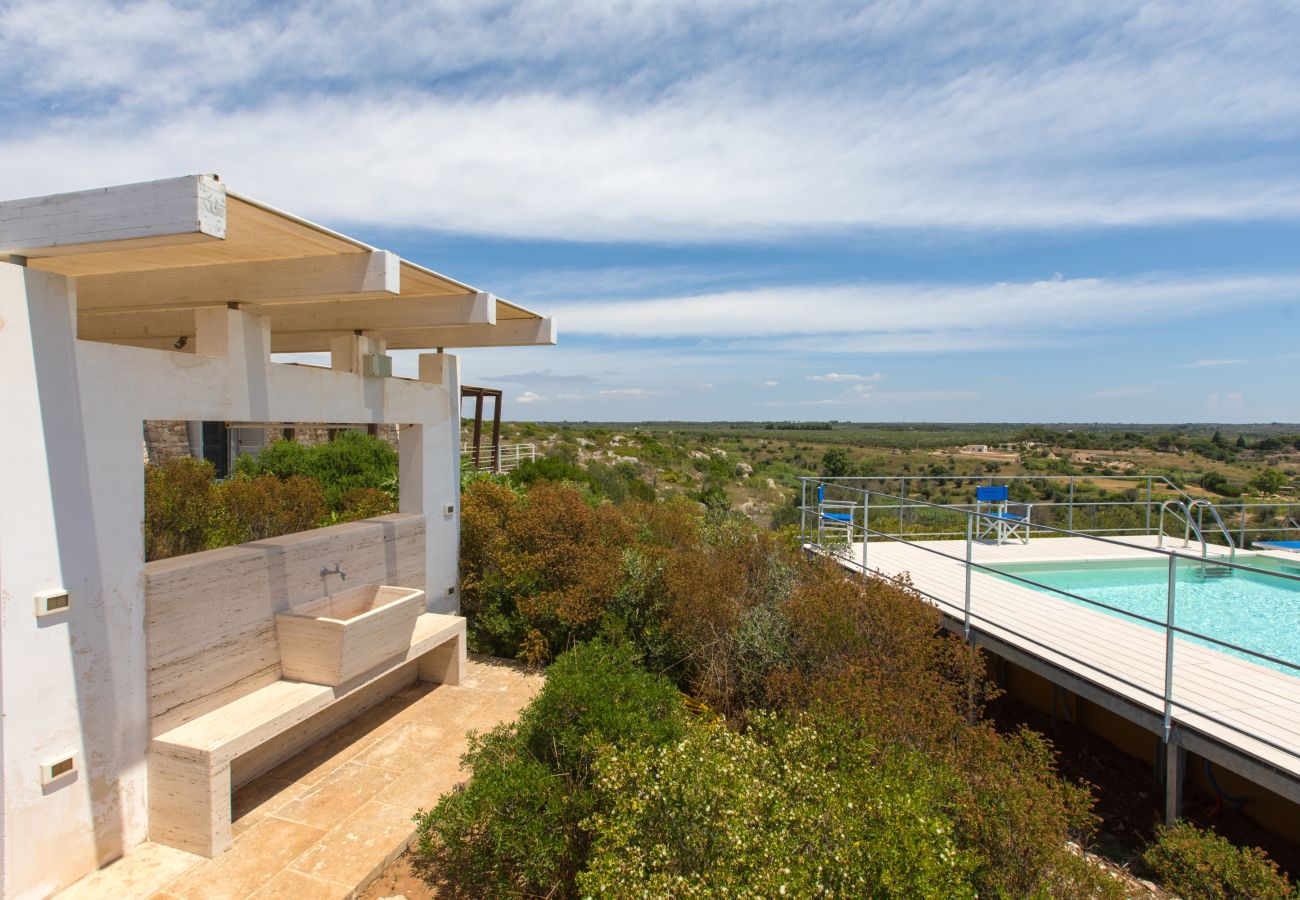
[276,584,425,686]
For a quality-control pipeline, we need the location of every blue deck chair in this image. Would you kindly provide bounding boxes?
[816,483,858,544]
[974,485,1032,544]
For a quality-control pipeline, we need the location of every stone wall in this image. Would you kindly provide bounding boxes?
[143,421,192,466]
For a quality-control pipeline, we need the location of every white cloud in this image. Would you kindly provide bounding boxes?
[753,379,779,388]
[486,369,596,385]
[806,372,886,383]
[551,274,1300,343]
[1206,391,1246,411]
[1088,386,1158,399]
[597,388,661,399]
[516,391,544,404]
[2,2,1299,241]
[1175,358,1246,369]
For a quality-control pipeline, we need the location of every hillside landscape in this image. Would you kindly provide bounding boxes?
[479,420,1300,529]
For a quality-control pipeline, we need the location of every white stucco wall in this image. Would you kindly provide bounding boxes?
[0,262,461,898]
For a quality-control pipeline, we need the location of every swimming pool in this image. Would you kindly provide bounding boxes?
[990,555,1300,675]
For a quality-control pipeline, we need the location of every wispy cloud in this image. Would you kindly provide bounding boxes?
[3,2,1300,241]
[551,274,1300,346]
[1206,391,1246,412]
[806,372,886,383]
[1174,358,1246,369]
[483,369,596,385]
[1087,386,1159,399]
[598,387,662,399]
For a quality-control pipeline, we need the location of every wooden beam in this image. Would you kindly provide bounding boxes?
[78,310,198,343]
[83,314,555,354]
[259,290,493,333]
[373,316,556,350]
[76,251,400,312]
[77,290,494,344]
[0,175,225,257]
[270,316,556,353]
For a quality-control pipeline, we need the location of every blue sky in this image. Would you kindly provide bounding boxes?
[2,1,1299,422]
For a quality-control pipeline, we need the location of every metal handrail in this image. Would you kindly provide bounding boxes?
[797,476,1300,776]
[1158,499,1208,556]
[1189,498,1237,567]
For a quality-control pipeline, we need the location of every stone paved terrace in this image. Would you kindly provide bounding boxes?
[57,657,543,900]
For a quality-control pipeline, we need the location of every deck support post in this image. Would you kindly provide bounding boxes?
[1164,739,1185,825]
[862,489,870,575]
[799,480,806,548]
[963,512,974,640]
[1162,555,1177,742]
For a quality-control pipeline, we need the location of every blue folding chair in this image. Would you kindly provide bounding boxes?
[974,485,1032,544]
[816,483,857,544]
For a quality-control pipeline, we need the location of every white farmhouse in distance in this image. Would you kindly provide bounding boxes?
[0,176,553,898]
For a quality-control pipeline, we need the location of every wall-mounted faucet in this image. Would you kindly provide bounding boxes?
[320,562,347,580]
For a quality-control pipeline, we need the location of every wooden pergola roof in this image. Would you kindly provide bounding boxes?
[0,175,554,352]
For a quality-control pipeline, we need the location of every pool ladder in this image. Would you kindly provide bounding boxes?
[1158,499,1237,577]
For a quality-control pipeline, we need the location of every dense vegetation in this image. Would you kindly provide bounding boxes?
[1143,821,1295,899]
[143,431,398,560]
[138,422,1298,894]
[494,419,1299,538]
[416,476,1122,897]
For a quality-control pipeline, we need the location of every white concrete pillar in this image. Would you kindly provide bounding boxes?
[399,353,461,614]
[0,264,149,897]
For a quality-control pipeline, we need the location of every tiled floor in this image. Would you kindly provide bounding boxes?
[57,657,543,900]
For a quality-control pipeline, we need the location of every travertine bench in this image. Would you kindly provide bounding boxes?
[148,613,465,856]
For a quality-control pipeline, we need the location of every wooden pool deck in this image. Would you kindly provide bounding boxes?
[826,534,1300,806]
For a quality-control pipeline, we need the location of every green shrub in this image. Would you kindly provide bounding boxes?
[581,712,978,899]
[1143,821,1295,900]
[235,431,397,509]
[217,474,327,542]
[459,480,634,662]
[413,641,686,898]
[454,480,1119,897]
[509,455,588,487]
[144,457,227,560]
[334,486,396,522]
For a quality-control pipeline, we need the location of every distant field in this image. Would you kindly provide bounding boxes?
[474,420,1298,530]
[518,421,1300,450]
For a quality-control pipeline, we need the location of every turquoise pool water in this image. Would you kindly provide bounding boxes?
[990,556,1300,675]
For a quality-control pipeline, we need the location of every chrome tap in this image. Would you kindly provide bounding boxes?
[320,562,347,580]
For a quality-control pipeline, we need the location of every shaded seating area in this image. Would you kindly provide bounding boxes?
[0,176,556,898]
[974,485,1033,544]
